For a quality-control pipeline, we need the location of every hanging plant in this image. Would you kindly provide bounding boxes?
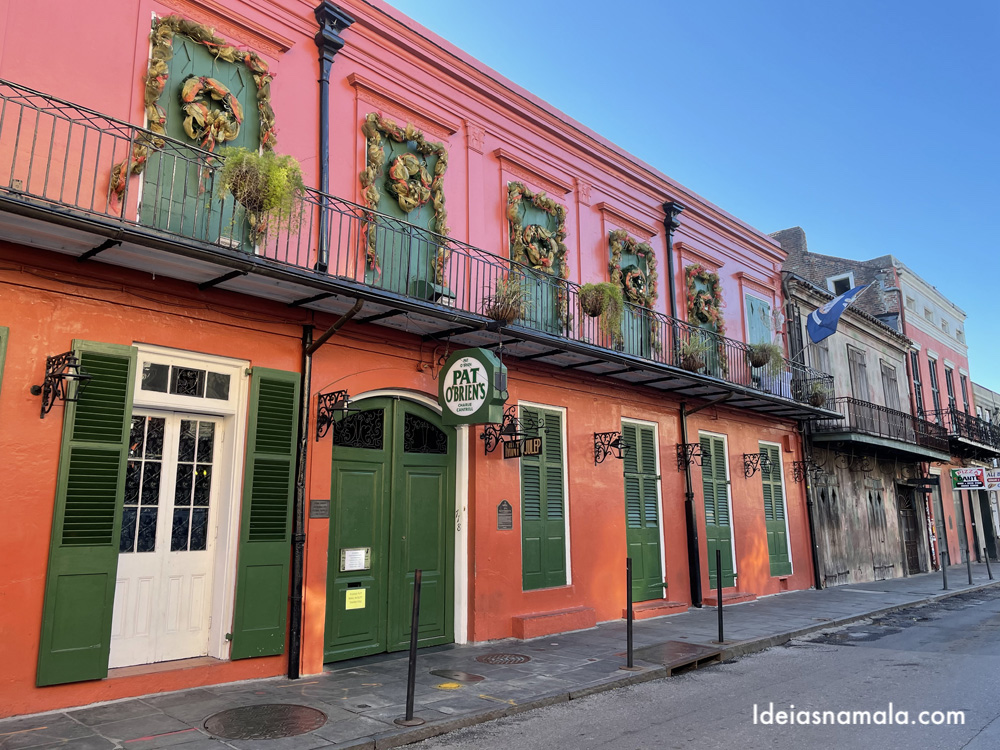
[746,341,785,377]
[580,282,624,344]
[483,276,531,325]
[360,113,449,280]
[216,147,304,244]
[111,15,277,199]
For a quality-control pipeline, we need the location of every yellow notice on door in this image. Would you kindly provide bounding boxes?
[345,589,366,610]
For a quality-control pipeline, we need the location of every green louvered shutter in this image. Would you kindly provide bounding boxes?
[701,435,734,589]
[521,407,566,590]
[230,368,300,659]
[37,341,137,686]
[761,443,791,576]
[623,423,663,602]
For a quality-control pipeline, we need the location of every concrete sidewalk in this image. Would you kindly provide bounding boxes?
[4,563,998,750]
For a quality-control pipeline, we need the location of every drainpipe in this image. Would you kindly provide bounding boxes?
[680,393,730,608]
[782,274,823,590]
[288,299,363,680]
[314,2,355,272]
[662,201,685,320]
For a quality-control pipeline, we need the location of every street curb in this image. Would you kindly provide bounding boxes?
[343,578,1000,750]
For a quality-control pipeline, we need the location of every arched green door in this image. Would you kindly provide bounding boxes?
[325,398,455,662]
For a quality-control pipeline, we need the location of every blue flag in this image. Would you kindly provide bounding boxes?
[807,284,870,343]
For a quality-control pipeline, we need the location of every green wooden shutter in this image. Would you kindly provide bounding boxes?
[624,423,663,602]
[0,326,8,397]
[701,435,734,589]
[37,341,137,686]
[230,367,301,659]
[521,407,566,590]
[745,296,772,345]
[761,444,791,576]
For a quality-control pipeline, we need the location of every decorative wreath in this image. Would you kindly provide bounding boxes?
[111,15,276,198]
[360,113,449,279]
[507,182,569,278]
[385,153,433,212]
[608,229,656,309]
[684,263,726,336]
[180,76,243,152]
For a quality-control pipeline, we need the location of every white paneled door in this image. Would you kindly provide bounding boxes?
[110,412,222,668]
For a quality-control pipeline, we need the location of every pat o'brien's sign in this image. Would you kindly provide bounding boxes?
[438,348,507,426]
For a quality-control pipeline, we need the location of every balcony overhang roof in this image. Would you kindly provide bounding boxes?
[0,196,838,420]
[810,431,951,464]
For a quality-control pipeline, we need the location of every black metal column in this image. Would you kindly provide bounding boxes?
[314,2,355,272]
[680,404,703,607]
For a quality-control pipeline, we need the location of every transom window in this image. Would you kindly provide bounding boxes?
[142,362,231,401]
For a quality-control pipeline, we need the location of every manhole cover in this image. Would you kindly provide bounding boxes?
[475,653,531,665]
[430,669,485,682]
[204,704,326,740]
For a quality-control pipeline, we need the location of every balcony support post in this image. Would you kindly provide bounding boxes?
[662,201,684,320]
[314,3,355,273]
[680,403,703,607]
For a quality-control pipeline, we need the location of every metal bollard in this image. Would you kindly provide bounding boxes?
[942,550,949,590]
[985,549,994,580]
[621,558,641,671]
[966,547,974,585]
[395,569,425,727]
[715,548,724,644]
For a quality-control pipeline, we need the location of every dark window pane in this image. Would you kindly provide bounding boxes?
[142,461,161,505]
[125,461,141,505]
[174,463,194,506]
[333,409,384,449]
[137,507,158,552]
[197,422,215,463]
[206,372,230,400]
[129,417,145,458]
[170,367,205,397]
[141,362,170,393]
[119,506,137,553]
[190,508,208,551]
[194,465,212,506]
[171,508,190,551]
[403,412,448,454]
[178,420,196,462]
[146,417,165,459]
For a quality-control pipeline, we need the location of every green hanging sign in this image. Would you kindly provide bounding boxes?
[438,348,507,426]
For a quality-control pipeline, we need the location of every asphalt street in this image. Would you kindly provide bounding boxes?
[414,587,1000,750]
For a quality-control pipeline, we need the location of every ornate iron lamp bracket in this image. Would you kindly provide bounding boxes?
[791,460,809,483]
[676,442,707,471]
[316,389,354,440]
[480,406,543,455]
[594,432,631,465]
[743,451,772,479]
[30,351,93,419]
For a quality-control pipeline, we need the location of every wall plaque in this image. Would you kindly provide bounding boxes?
[497,500,513,530]
[309,499,331,519]
[340,547,371,572]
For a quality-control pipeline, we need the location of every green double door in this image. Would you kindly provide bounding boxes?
[623,422,664,602]
[325,398,455,663]
[701,434,735,588]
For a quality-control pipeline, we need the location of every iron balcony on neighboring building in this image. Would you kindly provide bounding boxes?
[0,79,835,419]
[812,397,951,463]
[927,408,1000,460]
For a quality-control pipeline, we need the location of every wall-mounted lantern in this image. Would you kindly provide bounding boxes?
[594,431,631,465]
[480,406,543,456]
[676,442,708,471]
[743,451,772,478]
[316,389,355,440]
[30,352,93,419]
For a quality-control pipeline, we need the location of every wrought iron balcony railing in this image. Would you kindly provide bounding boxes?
[813,397,950,454]
[927,407,1000,451]
[0,78,833,409]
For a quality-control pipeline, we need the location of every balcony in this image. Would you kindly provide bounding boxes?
[927,408,1000,459]
[812,397,951,462]
[0,79,836,419]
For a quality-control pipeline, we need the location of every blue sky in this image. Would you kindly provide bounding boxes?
[387,0,999,389]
